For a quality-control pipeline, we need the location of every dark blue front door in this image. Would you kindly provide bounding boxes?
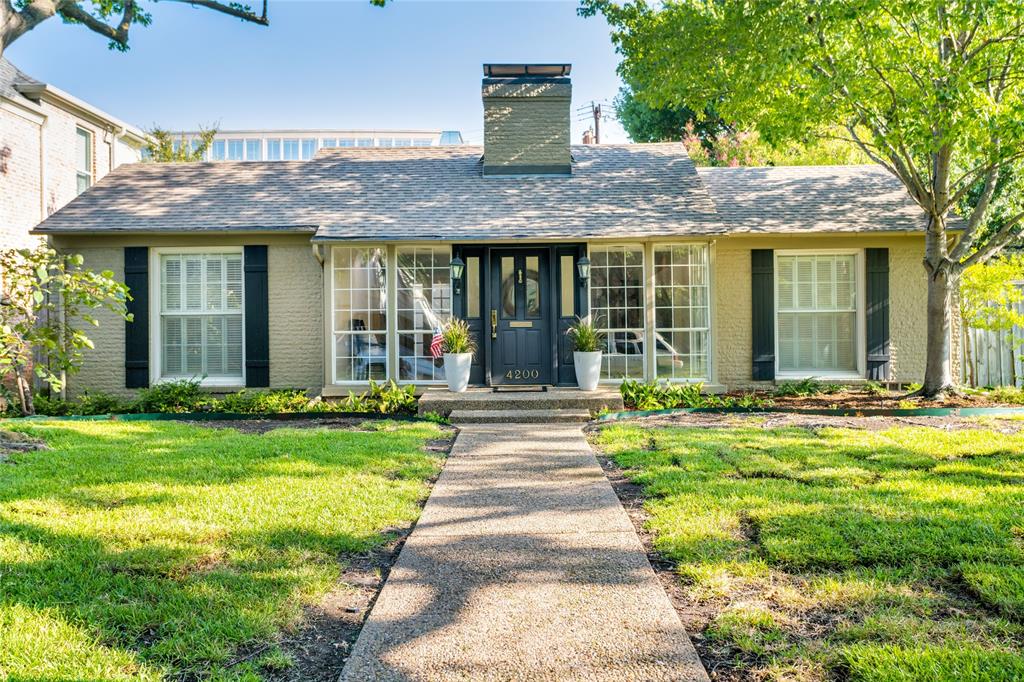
[490,249,551,384]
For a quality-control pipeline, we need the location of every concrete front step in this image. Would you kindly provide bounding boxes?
[419,386,623,415]
[448,408,593,424]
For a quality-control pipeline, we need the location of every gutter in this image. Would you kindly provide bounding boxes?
[14,82,147,145]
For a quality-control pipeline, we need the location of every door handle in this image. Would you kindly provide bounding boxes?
[491,310,498,339]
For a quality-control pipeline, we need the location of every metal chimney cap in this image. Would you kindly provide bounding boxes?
[483,64,572,78]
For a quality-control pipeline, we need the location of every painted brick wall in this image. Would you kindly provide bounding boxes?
[713,234,933,389]
[482,81,571,172]
[0,99,135,249]
[0,107,43,248]
[54,236,323,398]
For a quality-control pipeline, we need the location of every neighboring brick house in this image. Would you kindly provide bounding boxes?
[0,57,146,249]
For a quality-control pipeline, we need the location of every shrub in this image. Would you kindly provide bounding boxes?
[76,391,137,415]
[335,380,418,416]
[217,389,312,414]
[984,386,1024,405]
[31,394,74,416]
[620,379,773,411]
[441,319,476,355]
[775,378,829,397]
[566,317,605,353]
[137,379,211,413]
[864,380,889,396]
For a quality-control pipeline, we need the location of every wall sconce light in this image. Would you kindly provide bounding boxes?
[576,256,591,285]
[450,256,465,295]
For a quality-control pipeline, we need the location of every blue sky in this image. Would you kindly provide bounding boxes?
[6,1,629,143]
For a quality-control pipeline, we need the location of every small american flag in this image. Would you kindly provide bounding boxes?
[430,327,444,358]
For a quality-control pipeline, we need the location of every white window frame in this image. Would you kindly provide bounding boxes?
[394,244,452,386]
[774,249,866,380]
[329,244,390,386]
[651,241,712,383]
[148,246,246,388]
[75,127,93,194]
[586,242,648,383]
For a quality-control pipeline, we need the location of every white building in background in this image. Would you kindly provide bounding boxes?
[164,129,465,161]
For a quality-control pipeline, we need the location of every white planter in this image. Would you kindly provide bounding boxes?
[573,351,603,392]
[443,353,473,393]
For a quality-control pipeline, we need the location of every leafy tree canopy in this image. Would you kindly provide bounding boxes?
[145,126,217,163]
[583,0,1024,395]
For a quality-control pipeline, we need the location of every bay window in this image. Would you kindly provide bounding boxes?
[158,252,244,382]
[776,252,860,376]
[653,244,710,380]
[397,246,451,382]
[332,247,387,382]
[589,245,645,379]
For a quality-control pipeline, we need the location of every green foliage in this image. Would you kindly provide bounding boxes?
[0,246,131,416]
[681,123,869,168]
[566,317,605,353]
[0,419,442,679]
[440,318,476,355]
[594,422,1024,678]
[981,386,1024,405]
[144,125,217,163]
[774,378,842,398]
[217,388,311,414]
[864,381,889,397]
[961,255,1024,334]
[337,380,418,416]
[420,411,451,425]
[615,84,725,143]
[620,380,772,410]
[137,379,210,414]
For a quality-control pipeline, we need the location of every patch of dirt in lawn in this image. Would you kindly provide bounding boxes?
[186,416,371,434]
[0,430,48,460]
[255,422,455,682]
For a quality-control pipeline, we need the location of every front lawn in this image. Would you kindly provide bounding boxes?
[0,419,447,681]
[593,419,1024,681]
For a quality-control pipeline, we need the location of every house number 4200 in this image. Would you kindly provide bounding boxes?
[506,369,540,380]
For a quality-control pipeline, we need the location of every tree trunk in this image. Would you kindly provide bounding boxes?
[921,222,959,397]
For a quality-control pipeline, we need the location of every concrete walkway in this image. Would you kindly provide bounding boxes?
[340,424,709,681]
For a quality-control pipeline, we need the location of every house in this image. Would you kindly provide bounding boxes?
[1,57,147,248]
[161,129,465,162]
[32,63,946,397]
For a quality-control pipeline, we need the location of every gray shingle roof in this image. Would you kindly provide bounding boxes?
[697,165,944,233]
[0,57,40,107]
[33,144,727,239]
[32,145,943,239]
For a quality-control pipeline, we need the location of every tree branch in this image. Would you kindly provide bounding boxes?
[2,0,59,48]
[962,210,1024,268]
[57,0,135,47]
[160,0,268,25]
[950,166,1000,261]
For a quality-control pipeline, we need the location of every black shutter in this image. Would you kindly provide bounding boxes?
[124,247,150,388]
[751,249,775,381]
[866,248,890,380]
[244,245,270,387]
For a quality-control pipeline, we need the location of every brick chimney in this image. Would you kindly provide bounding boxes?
[481,64,572,176]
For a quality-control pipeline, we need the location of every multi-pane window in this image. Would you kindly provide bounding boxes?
[75,127,92,194]
[301,138,317,159]
[245,139,262,161]
[413,138,433,147]
[266,139,282,161]
[227,139,244,160]
[394,138,411,147]
[590,245,645,379]
[397,246,451,382]
[332,247,387,382]
[653,245,710,380]
[160,253,244,380]
[356,138,374,147]
[211,140,226,161]
[321,138,337,148]
[283,139,300,160]
[339,139,356,147]
[377,138,394,148]
[777,253,858,374]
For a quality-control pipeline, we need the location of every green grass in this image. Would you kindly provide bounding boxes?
[594,423,1024,681]
[0,419,446,681]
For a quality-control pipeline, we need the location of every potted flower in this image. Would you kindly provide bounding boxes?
[567,317,604,392]
[441,318,476,393]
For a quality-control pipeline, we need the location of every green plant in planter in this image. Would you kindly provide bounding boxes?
[566,318,605,352]
[441,319,477,355]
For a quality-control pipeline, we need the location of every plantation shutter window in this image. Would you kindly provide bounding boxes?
[159,253,244,381]
[776,254,858,374]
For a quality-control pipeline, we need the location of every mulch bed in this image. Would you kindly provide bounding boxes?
[732,389,1018,410]
[612,410,1024,433]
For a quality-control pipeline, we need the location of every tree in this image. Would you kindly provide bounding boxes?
[1,0,269,59]
[582,0,1024,396]
[145,125,217,163]
[615,84,726,143]
[0,247,131,416]
[960,254,1024,386]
